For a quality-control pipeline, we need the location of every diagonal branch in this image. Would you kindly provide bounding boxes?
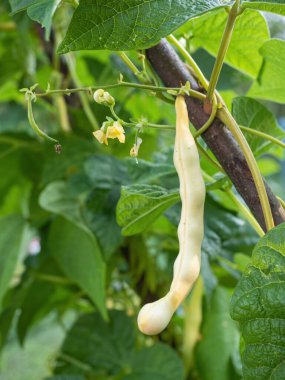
[147,39,285,231]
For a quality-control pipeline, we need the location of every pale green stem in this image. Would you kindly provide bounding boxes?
[277,196,285,209]
[35,82,206,101]
[194,96,218,137]
[225,189,264,237]
[64,54,99,130]
[206,0,240,101]
[218,106,274,231]
[118,52,141,76]
[240,126,285,149]
[167,34,209,89]
[203,170,264,236]
[196,141,224,173]
[27,93,59,143]
[0,21,16,31]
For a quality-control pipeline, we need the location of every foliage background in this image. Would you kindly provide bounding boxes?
[0,0,285,379]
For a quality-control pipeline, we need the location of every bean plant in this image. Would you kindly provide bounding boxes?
[0,1,285,380]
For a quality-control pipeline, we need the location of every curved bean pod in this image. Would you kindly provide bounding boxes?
[138,96,206,335]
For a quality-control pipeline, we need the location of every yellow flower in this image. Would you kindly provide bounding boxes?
[93,130,108,145]
[106,121,125,143]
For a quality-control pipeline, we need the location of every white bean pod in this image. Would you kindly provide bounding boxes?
[137,96,206,335]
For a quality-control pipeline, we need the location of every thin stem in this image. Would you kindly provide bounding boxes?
[206,0,240,101]
[167,34,209,89]
[240,126,285,149]
[119,51,141,76]
[64,54,99,130]
[203,171,264,236]
[225,189,264,237]
[27,93,59,143]
[194,96,218,137]
[218,106,274,231]
[35,82,206,100]
[33,273,74,285]
[0,21,16,31]
[196,141,225,173]
[277,196,285,209]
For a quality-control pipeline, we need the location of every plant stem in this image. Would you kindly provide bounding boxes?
[203,171,264,236]
[35,82,206,101]
[240,126,285,149]
[196,141,225,172]
[225,189,264,237]
[218,106,274,231]
[206,0,240,101]
[167,34,209,89]
[119,52,141,76]
[0,21,16,31]
[194,96,218,137]
[277,196,285,209]
[64,53,99,130]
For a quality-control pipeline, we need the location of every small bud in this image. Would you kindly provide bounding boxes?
[93,89,115,107]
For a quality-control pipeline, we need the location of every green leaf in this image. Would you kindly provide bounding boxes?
[54,310,184,379]
[248,39,285,103]
[0,214,28,310]
[39,181,83,226]
[232,96,285,155]
[196,286,241,380]
[9,0,60,39]
[57,0,233,53]
[242,0,285,16]
[83,188,123,260]
[116,185,180,236]
[48,217,107,318]
[45,377,85,380]
[230,222,285,380]
[177,9,269,78]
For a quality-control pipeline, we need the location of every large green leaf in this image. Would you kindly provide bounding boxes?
[177,9,269,78]
[0,214,28,310]
[53,310,184,379]
[48,217,107,318]
[230,222,285,380]
[248,39,285,103]
[116,184,180,236]
[57,0,233,53]
[242,0,285,16]
[232,96,285,155]
[196,287,241,380]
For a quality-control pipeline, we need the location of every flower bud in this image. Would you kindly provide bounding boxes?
[93,89,115,107]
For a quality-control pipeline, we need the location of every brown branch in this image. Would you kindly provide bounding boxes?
[147,39,285,231]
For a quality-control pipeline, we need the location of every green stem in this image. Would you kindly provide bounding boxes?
[119,52,141,76]
[206,0,240,101]
[196,141,225,173]
[218,106,274,231]
[194,96,218,137]
[203,171,264,236]
[240,126,285,149]
[64,54,99,130]
[33,273,74,285]
[35,81,206,100]
[27,93,59,144]
[0,21,16,31]
[167,34,209,89]
[225,189,264,237]
[277,196,285,209]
